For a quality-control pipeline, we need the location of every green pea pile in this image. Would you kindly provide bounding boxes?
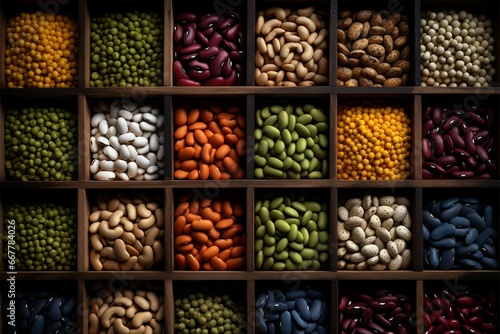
[3,202,77,271]
[4,107,78,181]
[90,10,164,87]
[175,291,246,334]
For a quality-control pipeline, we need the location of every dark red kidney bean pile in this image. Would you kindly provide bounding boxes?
[339,289,413,334]
[424,287,498,334]
[423,197,498,270]
[173,11,244,86]
[422,106,496,179]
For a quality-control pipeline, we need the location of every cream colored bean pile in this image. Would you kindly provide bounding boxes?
[337,9,411,87]
[255,6,329,86]
[89,285,163,334]
[337,193,412,271]
[89,192,164,271]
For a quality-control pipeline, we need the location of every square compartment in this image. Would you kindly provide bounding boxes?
[172,0,246,86]
[337,188,416,271]
[255,1,331,86]
[85,189,165,271]
[422,188,499,270]
[254,96,330,179]
[421,95,499,179]
[173,188,246,271]
[254,188,332,271]
[0,188,78,271]
[172,96,247,180]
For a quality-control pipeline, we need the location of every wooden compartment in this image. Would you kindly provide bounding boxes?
[0,0,499,333]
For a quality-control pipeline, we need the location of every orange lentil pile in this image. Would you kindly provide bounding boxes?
[5,12,78,88]
[337,103,412,180]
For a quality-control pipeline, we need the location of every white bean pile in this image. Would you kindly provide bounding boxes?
[90,100,165,180]
[420,10,496,87]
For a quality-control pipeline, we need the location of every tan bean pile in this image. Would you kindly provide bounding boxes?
[337,9,411,87]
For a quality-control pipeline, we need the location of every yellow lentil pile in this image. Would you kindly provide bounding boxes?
[5,12,78,88]
[337,103,412,180]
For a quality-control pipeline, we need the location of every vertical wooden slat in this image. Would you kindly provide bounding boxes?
[82,0,91,87]
[246,0,256,86]
[413,94,423,180]
[164,0,173,86]
[165,279,175,334]
[331,0,338,87]
[246,279,256,333]
[79,278,88,334]
[164,94,173,180]
[414,187,424,271]
[330,94,338,179]
[416,280,425,334]
[78,188,89,272]
[330,186,338,272]
[246,186,255,272]
[246,94,255,179]
[165,186,174,273]
[413,0,422,86]
[332,280,339,334]
[80,94,91,181]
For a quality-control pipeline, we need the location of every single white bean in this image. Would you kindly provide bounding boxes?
[95,171,116,180]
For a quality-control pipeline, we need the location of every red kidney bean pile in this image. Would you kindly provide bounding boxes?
[173,11,244,86]
[424,287,498,334]
[339,289,413,334]
[423,197,498,270]
[422,105,496,179]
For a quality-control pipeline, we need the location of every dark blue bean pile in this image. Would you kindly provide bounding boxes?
[423,197,499,269]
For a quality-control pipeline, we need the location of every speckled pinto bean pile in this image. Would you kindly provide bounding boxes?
[174,192,245,271]
[337,102,411,180]
[89,192,164,271]
[422,105,497,179]
[424,287,498,334]
[175,290,246,333]
[7,290,77,334]
[423,197,499,270]
[339,288,413,334]
[421,10,496,87]
[337,9,411,87]
[256,288,329,333]
[89,283,164,334]
[174,102,246,180]
[338,193,412,271]
[173,11,244,86]
[255,192,329,270]
[90,99,165,181]
[254,102,328,179]
[255,6,329,86]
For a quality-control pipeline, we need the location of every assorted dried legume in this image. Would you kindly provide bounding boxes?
[337,102,411,180]
[422,105,496,179]
[255,6,329,86]
[174,191,245,271]
[89,283,164,334]
[173,101,246,180]
[424,286,498,334]
[89,99,165,181]
[337,9,411,87]
[175,289,245,333]
[6,289,77,334]
[3,202,77,270]
[5,12,78,88]
[4,106,78,181]
[88,191,164,271]
[256,287,329,333]
[421,10,496,87]
[339,288,413,334]
[254,102,328,179]
[90,10,163,87]
[338,192,412,271]
[173,11,244,86]
[423,196,498,269]
[255,192,329,270]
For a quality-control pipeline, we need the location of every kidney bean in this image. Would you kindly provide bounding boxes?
[174,11,244,85]
[422,105,496,179]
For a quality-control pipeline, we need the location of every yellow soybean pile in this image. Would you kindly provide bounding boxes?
[337,103,411,180]
[5,12,78,88]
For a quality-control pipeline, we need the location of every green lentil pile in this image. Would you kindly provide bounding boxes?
[175,291,246,334]
[3,202,77,271]
[90,10,164,87]
[4,106,78,181]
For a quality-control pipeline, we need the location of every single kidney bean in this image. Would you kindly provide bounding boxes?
[174,11,244,86]
[423,197,498,270]
[422,106,497,179]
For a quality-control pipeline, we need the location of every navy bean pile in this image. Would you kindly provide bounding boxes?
[423,197,499,269]
[422,105,496,179]
[339,288,413,334]
[4,290,77,334]
[256,288,329,334]
[424,286,498,334]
